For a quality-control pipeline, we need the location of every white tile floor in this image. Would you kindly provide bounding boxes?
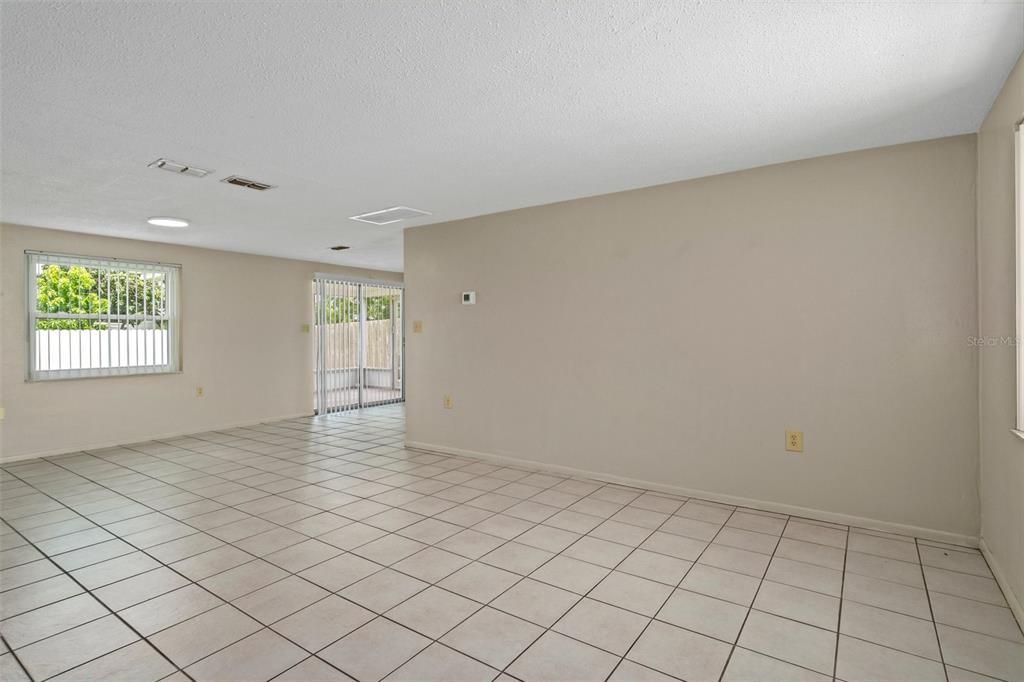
[1,405,1021,682]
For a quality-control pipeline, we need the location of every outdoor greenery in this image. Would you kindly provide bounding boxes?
[35,264,167,330]
[38,265,396,331]
[325,294,399,323]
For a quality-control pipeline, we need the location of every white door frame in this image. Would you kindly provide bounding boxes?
[313,275,404,414]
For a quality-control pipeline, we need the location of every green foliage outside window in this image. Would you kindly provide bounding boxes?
[35,264,167,330]
[324,294,399,323]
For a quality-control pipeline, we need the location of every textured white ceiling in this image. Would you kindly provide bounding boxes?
[2,1,1021,272]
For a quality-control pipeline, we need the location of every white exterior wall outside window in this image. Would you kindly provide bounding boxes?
[27,251,181,380]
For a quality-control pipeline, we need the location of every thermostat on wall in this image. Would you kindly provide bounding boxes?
[462,291,476,305]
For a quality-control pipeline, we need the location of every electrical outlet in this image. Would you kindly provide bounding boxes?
[196,386,204,398]
[301,323,311,333]
[413,320,423,333]
[785,430,803,452]
[443,395,453,409]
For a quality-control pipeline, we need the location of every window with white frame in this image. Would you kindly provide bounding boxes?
[27,252,181,380]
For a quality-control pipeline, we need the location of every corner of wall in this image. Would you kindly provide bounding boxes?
[975,48,1024,623]
[0,222,5,460]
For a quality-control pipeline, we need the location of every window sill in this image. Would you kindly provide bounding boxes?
[27,370,183,383]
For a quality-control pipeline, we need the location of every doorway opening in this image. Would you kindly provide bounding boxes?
[313,277,403,414]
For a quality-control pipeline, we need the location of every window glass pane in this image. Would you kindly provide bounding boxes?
[28,253,179,379]
[365,294,393,321]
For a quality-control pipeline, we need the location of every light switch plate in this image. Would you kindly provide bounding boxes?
[413,320,423,333]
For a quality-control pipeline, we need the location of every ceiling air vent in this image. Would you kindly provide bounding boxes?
[349,206,431,225]
[148,158,212,178]
[221,175,275,191]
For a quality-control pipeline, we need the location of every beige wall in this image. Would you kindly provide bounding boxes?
[0,224,401,461]
[0,223,5,451]
[977,55,1024,612]
[405,135,980,540]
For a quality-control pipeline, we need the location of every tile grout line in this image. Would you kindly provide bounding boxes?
[714,514,793,682]
[3,419,411,679]
[8,418,642,681]
[365,488,673,681]
[7,466,940,591]
[610,507,751,681]
[0,501,958,671]
[0,634,33,682]
[14,412,828,561]
[3,409,1012,682]
[916,537,950,682]
[0,518,992,667]
[498,489,674,681]
[833,519,850,681]
[5,456,389,681]
[2,480,939,679]
[20,431,667,590]
[7,493,991,616]
[244,476,615,679]
[12,449,390,681]
[0,479,193,682]
[602,509,729,682]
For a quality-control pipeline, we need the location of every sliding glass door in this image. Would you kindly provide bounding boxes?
[313,277,403,414]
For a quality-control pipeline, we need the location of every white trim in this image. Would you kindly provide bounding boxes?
[0,413,313,464]
[980,538,1024,629]
[405,440,980,548]
[27,367,181,383]
[27,252,182,380]
[313,273,404,288]
[1016,127,1024,431]
[25,249,182,269]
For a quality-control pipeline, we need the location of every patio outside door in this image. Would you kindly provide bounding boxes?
[313,277,403,414]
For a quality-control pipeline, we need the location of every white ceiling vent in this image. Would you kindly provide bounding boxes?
[221,175,275,191]
[349,206,432,225]
[148,158,212,178]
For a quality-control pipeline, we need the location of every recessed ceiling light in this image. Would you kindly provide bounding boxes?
[349,206,431,225]
[147,217,189,228]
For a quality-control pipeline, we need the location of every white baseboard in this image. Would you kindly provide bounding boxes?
[980,538,1024,628]
[0,412,314,464]
[405,439,980,549]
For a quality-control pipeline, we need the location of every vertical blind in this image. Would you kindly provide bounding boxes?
[27,251,181,380]
[313,277,403,414]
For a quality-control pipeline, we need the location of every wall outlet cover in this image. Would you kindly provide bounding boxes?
[785,430,804,452]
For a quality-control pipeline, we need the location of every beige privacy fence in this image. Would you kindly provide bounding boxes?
[321,319,398,369]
